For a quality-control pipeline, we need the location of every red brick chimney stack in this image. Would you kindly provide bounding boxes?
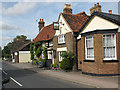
[38,18,45,32]
[109,10,112,14]
[63,4,72,14]
[90,2,101,15]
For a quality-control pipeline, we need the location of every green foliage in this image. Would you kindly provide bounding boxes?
[2,46,11,59]
[53,62,58,68]
[30,44,34,60]
[60,51,74,70]
[39,58,45,65]
[0,46,1,58]
[59,63,62,68]
[13,35,28,42]
[31,54,34,60]
[51,64,53,68]
[35,46,43,58]
[30,44,33,52]
[43,47,47,60]
[33,60,37,65]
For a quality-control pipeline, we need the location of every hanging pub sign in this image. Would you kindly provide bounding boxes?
[53,22,59,30]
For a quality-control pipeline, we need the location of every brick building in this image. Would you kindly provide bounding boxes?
[52,4,89,70]
[77,3,120,75]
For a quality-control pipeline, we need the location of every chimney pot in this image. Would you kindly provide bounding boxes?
[109,10,112,14]
[94,4,96,7]
[63,4,72,14]
[38,19,45,32]
[97,3,99,5]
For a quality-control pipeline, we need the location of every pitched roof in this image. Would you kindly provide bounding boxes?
[33,24,55,43]
[17,42,31,51]
[79,12,120,33]
[61,12,89,32]
[10,40,31,52]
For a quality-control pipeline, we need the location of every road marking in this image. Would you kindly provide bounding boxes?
[10,77,23,87]
[3,70,7,75]
[0,68,1,70]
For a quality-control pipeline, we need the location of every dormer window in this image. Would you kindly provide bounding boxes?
[58,34,65,44]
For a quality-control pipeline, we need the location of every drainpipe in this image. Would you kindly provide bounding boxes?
[73,32,78,71]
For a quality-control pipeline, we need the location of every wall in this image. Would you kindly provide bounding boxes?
[82,16,119,34]
[53,32,74,64]
[78,33,119,74]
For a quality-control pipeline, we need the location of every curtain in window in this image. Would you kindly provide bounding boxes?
[103,34,115,59]
[86,36,94,58]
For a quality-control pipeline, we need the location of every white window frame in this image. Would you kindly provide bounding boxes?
[49,40,53,46]
[103,34,117,60]
[85,36,94,60]
[59,52,63,62]
[58,34,65,44]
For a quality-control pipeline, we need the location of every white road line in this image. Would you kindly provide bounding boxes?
[0,67,23,87]
[10,77,23,87]
[3,70,7,75]
[0,68,1,70]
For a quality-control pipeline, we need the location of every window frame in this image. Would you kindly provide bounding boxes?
[85,35,94,60]
[103,34,117,60]
[58,34,65,44]
[58,52,63,62]
[49,40,53,46]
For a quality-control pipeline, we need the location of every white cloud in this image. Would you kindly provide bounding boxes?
[1,36,13,41]
[2,2,37,16]
[0,22,20,30]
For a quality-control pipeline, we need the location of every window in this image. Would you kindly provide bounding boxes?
[59,52,63,62]
[58,34,65,44]
[103,34,116,60]
[85,36,94,59]
[49,41,53,46]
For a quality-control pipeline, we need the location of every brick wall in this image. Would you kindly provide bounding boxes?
[78,33,119,75]
[117,32,120,74]
[53,32,75,64]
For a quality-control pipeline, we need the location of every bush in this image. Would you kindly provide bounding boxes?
[53,62,58,68]
[30,53,34,60]
[33,60,37,65]
[39,58,45,65]
[35,46,43,58]
[60,51,74,70]
[51,64,53,68]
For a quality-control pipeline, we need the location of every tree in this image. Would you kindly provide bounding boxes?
[0,46,2,58]
[13,35,30,42]
[3,46,11,59]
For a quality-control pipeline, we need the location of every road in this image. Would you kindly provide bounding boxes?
[2,61,91,88]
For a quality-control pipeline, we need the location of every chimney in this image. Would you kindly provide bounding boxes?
[38,18,45,32]
[90,2,101,15]
[109,10,112,14]
[63,4,72,14]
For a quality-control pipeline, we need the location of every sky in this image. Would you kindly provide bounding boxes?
[0,0,119,49]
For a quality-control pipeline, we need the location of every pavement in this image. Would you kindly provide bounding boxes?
[3,60,120,89]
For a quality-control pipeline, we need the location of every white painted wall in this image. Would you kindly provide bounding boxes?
[81,16,119,34]
[55,14,72,36]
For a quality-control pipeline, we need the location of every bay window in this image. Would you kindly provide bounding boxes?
[85,36,94,59]
[103,34,116,60]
